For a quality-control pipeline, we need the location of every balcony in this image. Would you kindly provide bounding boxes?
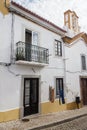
[16,41,49,66]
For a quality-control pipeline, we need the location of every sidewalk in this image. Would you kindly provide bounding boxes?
[0,106,87,130]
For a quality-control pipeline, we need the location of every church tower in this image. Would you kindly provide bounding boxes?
[0,0,10,15]
[64,10,80,34]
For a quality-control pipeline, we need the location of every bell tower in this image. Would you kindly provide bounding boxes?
[64,10,80,34]
[0,0,10,15]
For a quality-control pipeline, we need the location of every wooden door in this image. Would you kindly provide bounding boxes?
[81,78,87,105]
[24,78,39,116]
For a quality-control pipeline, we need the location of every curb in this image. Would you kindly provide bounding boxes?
[28,113,87,130]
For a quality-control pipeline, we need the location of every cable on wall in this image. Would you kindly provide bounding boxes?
[0,62,20,76]
[7,66,20,76]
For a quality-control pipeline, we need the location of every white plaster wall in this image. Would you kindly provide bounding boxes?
[40,66,64,102]
[0,65,41,111]
[0,13,11,63]
[0,65,21,111]
[0,13,65,111]
[13,15,65,103]
[65,39,87,103]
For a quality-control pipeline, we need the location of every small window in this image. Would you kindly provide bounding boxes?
[55,40,62,56]
[56,78,63,97]
[81,55,86,70]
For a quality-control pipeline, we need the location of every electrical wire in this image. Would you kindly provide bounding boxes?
[7,66,20,76]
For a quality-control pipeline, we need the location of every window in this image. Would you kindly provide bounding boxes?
[25,29,39,61]
[32,32,38,46]
[55,40,62,56]
[56,78,65,104]
[81,55,86,70]
[56,78,64,97]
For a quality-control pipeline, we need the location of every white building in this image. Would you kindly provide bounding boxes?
[0,0,87,123]
[0,0,66,122]
[63,10,87,109]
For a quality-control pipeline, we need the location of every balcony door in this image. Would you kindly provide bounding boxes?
[25,30,32,61]
[25,29,38,46]
[25,29,38,61]
[24,78,39,116]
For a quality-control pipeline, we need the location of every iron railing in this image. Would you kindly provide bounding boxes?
[16,41,49,64]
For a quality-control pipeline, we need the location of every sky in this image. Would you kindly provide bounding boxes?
[13,0,87,33]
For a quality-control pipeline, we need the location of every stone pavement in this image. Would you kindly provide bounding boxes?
[0,106,87,130]
[42,115,87,130]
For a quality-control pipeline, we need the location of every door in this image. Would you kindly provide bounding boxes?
[56,78,65,104]
[81,78,87,105]
[25,30,32,61]
[24,78,39,116]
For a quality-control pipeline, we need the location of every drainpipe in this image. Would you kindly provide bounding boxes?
[63,42,67,99]
[10,12,15,63]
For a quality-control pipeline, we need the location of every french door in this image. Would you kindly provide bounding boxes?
[24,78,39,116]
[56,78,65,104]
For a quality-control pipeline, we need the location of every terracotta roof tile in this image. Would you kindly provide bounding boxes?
[62,32,87,44]
[11,1,66,33]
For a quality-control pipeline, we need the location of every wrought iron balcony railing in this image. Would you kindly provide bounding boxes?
[16,41,49,64]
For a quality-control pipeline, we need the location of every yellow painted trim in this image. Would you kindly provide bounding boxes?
[67,102,82,110]
[0,109,19,122]
[41,100,67,114]
[41,100,83,114]
[0,102,83,122]
[0,0,9,15]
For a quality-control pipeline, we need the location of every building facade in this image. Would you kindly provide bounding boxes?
[0,0,67,122]
[0,0,87,123]
[63,10,87,109]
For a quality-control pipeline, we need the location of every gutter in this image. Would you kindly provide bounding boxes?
[9,1,66,36]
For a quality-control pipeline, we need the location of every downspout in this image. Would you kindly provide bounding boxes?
[63,39,67,101]
[5,0,15,64]
[10,12,15,63]
[63,46,66,98]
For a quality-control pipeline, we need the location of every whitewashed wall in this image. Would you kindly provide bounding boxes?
[0,12,65,111]
[65,39,87,103]
[0,13,11,63]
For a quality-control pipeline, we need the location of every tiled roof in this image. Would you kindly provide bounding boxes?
[62,32,87,44]
[10,1,66,33]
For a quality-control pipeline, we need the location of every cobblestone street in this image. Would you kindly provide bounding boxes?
[42,115,87,130]
[0,107,87,130]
